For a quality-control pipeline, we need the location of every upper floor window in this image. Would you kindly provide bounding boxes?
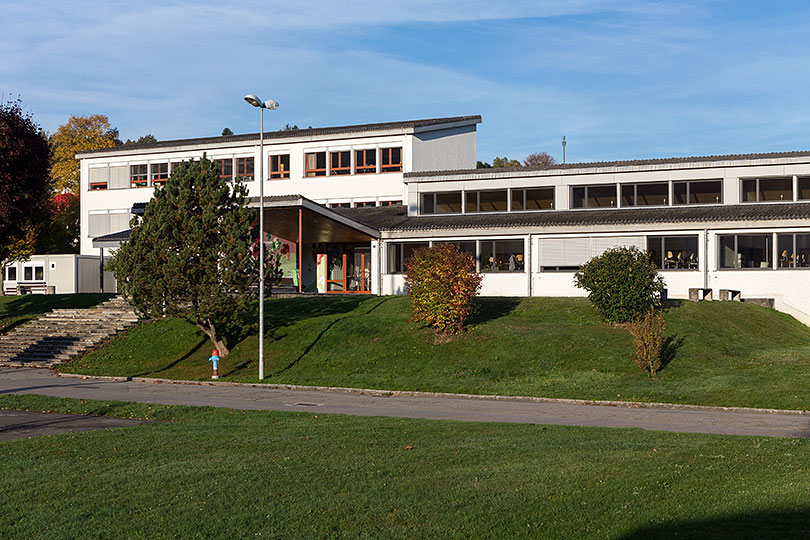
[5,266,17,281]
[512,187,554,210]
[621,182,668,207]
[236,157,254,181]
[151,163,168,187]
[89,168,108,190]
[380,147,402,172]
[379,200,402,206]
[270,155,290,179]
[797,177,810,200]
[329,202,351,209]
[214,158,233,182]
[742,177,793,202]
[354,201,376,208]
[130,165,148,188]
[466,190,507,213]
[674,180,722,205]
[571,185,616,208]
[777,233,810,268]
[330,151,351,175]
[355,149,376,174]
[420,192,462,214]
[305,152,326,177]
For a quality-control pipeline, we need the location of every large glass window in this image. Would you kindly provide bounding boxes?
[236,157,254,181]
[380,147,402,172]
[330,151,351,175]
[571,185,616,208]
[421,192,462,214]
[647,236,699,270]
[466,190,507,213]
[130,164,148,188]
[621,182,668,206]
[355,149,376,174]
[305,152,326,177]
[270,155,290,179]
[150,163,168,187]
[5,266,17,281]
[89,168,108,190]
[798,177,810,200]
[777,233,810,268]
[673,180,722,205]
[214,159,233,182]
[480,239,524,272]
[719,234,772,268]
[512,187,554,210]
[387,242,429,273]
[741,177,793,202]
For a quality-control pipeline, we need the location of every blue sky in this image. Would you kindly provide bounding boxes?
[3,0,810,164]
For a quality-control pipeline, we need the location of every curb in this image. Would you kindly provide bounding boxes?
[56,371,810,417]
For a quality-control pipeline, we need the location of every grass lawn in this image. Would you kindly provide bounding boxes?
[0,293,113,334]
[1,394,809,540]
[63,296,810,410]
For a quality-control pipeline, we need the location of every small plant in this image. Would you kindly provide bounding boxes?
[629,308,666,376]
[574,246,665,324]
[404,243,482,334]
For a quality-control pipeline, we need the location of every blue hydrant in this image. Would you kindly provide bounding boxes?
[209,349,220,379]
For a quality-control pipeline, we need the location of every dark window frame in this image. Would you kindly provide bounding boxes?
[777,233,810,268]
[214,158,233,182]
[511,187,554,211]
[236,157,254,181]
[741,176,794,202]
[330,151,351,175]
[269,154,290,179]
[465,189,508,213]
[305,152,327,177]
[420,191,462,215]
[380,147,402,173]
[621,182,669,207]
[646,236,699,271]
[718,234,773,269]
[571,184,618,209]
[355,149,377,174]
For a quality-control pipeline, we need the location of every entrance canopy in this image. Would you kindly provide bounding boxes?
[249,195,379,243]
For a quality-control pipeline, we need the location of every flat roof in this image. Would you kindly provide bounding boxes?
[76,115,482,158]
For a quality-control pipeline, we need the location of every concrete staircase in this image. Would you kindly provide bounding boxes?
[0,296,139,368]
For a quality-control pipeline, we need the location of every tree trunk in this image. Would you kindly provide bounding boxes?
[197,320,229,357]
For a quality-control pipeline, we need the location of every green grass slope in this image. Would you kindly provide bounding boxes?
[1,394,809,540]
[64,296,810,410]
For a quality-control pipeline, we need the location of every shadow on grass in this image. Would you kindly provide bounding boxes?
[661,298,685,312]
[131,337,208,377]
[0,293,114,319]
[468,297,521,326]
[660,334,684,371]
[617,508,810,539]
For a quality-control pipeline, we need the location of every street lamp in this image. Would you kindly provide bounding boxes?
[244,93,279,380]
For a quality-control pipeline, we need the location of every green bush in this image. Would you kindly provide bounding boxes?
[404,243,482,334]
[629,307,666,376]
[574,246,665,323]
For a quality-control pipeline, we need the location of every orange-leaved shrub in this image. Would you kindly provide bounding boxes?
[629,307,666,376]
[404,243,482,334]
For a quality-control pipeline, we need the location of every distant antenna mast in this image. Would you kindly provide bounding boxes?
[561,136,566,164]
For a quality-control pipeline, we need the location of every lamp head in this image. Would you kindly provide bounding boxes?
[244,94,262,107]
[264,99,279,110]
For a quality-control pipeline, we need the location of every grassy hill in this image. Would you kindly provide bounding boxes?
[63,296,810,410]
[0,293,113,334]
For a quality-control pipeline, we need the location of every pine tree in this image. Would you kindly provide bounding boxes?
[110,156,260,356]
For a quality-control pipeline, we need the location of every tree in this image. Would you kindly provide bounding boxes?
[35,193,79,254]
[523,152,556,167]
[476,160,492,169]
[50,115,119,193]
[221,128,234,136]
[124,134,157,145]
[109,156,264,356]
[574,246,665,324]
[404,243,482,334]
[282,124,299,131]
[491,156,522,168]
[0,99,50,295]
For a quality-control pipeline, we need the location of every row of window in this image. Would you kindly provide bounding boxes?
[386,233,810,273]
[328,201,402,209]
[418,177,810,215]
[4,265,43,282]
[87,147,403,190]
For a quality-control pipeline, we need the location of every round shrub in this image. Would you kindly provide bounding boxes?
[404,243,482,334]
[574,246,665,324]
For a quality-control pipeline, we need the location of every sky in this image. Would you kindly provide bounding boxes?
[3,0,810,164]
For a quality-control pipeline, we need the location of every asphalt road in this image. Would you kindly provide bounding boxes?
[1,367,809,438]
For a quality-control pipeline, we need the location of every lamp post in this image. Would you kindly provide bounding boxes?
[244,94,279,380]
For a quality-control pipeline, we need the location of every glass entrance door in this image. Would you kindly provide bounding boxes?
[325,245,371,294]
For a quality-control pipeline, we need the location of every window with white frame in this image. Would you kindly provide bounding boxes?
[539,236,645,271]
[88,210,131,237]
[719,234,772,268]
[5,266,17,281]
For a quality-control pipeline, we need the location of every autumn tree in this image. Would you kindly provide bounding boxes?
[36,193,80,254]
[523,152,556,167]
[50,115,119,193]
[109,156,265,356]
[491,156,522,168]
[0,99,50,294]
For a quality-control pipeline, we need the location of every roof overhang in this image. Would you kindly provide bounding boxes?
[250,195,380,242]
[92,229,131,249]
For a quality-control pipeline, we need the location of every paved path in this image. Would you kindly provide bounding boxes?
[1,367,809,438]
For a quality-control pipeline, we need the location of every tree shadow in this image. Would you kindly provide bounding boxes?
[616,508,810,540]
[467,297,521,326]
[661,298,685,313]
[131,337,208,377]
[660,334,684,371]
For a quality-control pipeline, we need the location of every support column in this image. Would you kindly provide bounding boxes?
[298,208,303,293]
[99,247,104,293]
